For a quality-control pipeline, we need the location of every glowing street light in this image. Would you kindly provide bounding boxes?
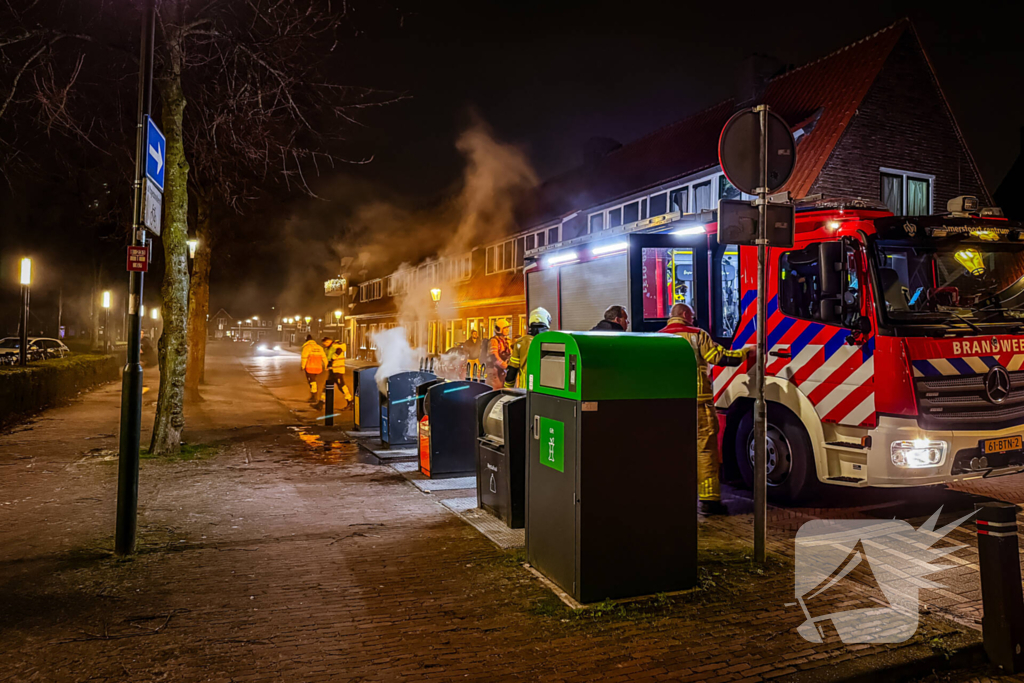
[101,290,112,353]
[187,239,199,259]
[140,305,146,318]
[17,258,31,366]
[430,288,442,303]
[151,308,159,320]
[304,316,311,323]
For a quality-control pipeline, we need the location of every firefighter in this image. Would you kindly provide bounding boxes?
[323,336,354,405]
[300,334,328,407]
[504,307,551,389]
[485,319,512,390]
[658,303,754,516]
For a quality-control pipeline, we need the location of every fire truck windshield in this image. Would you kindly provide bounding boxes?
[872,235,1024,328]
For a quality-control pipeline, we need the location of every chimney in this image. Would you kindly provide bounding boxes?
[735,54,784,107]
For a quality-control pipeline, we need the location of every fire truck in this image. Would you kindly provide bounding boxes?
[524,196,1024,502]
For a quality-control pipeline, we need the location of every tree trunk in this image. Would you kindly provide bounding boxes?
[185,194,211,402]
[150,35,190,456]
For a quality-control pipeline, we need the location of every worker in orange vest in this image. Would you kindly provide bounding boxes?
[300,334,328,408]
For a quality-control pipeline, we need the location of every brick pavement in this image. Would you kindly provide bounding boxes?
[0,345,997,682]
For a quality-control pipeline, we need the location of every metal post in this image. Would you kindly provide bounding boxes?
[976,502,1024,673]
[19,284,29,366]
[325,379,335,427]
[753,105,769,564]
[116,0,155,557]
[103,308,109,353]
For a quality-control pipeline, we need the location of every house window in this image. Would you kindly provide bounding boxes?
[669,188,688,213]
[693,180,713,212]
[608,207,623,228]
[548,226,559,244]
[486,239,518,275]
[589,213,604,232]
[880,169,933,216]
[623,201,640,224]
[719,175,741,201]
[649,193,667,217]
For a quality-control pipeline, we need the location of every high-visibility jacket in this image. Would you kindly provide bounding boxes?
[301,339,327,374]
[326,342,346,373]
[505,334,533,388]
[657,317,746,400]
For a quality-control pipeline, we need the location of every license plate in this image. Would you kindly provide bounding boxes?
[983,435,1023,455]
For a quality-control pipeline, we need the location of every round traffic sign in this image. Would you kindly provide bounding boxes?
[718,108,796,195]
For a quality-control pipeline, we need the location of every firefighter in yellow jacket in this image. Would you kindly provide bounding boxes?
[504,307,551,389]
[324,336,353,405]
[300,334,328,408]
[658,303,754,516]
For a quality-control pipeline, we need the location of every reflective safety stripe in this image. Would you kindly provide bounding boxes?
[698,477,720,502]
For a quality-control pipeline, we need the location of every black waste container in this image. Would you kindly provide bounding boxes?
[379,370,435,448]
[415,378,444,469]
[352,366,380,431]
[420,380,492,477]
[476,389,527,528]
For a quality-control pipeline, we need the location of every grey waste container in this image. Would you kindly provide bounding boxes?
[379,371,435,448]
[476,389,527,528]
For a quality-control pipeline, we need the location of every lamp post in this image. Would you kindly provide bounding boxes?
[18,258,31,366]
[102,290,112,353]
[430,288,441,356]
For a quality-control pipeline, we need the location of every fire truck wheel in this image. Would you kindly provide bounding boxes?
[735,404,818,504]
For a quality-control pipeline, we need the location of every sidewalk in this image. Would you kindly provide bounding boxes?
[0,345,997,682]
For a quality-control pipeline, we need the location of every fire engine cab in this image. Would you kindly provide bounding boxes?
[524,196,1024,502]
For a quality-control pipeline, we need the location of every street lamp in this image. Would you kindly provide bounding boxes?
[18,258,31,366]
[151,307,159,320]
[187,238,199,259]
[430,288,441,303]
[102,290,112,352]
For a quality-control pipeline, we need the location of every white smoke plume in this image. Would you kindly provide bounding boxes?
[372,326,424,392]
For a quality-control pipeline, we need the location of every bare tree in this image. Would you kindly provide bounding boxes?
[159,0,404,409]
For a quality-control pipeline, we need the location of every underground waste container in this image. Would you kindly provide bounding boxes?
[476,388,527,528]
[526,330,698,603]
[419,380,492,478]
[352,365,380,431]
[379,370,436,448]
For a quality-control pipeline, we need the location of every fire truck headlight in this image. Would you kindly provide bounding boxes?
[891,439,947,468]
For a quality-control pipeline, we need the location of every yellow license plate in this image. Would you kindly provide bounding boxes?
[983,435,1023,454]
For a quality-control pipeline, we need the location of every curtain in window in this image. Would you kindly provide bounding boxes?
[907,177,930,215]
[694,182,712,212]
[880,174,903,215]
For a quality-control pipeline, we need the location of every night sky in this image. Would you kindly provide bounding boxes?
[3,0,1024,329]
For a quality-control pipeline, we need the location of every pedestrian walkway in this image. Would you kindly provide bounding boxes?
[0,344,998,682]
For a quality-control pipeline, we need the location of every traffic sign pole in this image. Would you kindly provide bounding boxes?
[753,105,769,564]
[116,0,155,557]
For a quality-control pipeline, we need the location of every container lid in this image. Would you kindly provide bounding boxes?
[526,330,696,400]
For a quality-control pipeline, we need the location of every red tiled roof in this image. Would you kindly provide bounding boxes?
[764,20,907,197]
[525,20,910,226]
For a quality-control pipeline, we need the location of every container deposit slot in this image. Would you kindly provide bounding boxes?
[539,343,575,392]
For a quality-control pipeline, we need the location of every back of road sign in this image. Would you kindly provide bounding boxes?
[718,108,795,195]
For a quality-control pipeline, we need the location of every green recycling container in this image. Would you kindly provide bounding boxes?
[525,330,698,603]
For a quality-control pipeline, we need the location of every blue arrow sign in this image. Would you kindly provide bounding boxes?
[145,116,165,192]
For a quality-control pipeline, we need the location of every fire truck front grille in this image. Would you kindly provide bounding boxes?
[915,371,1024,429]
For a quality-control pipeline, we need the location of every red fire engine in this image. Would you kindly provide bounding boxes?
[525,196,1024,501]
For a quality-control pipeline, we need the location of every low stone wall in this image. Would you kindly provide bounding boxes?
[0,353,122,428]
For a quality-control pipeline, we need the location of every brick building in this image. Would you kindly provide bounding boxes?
[334,19,989,357]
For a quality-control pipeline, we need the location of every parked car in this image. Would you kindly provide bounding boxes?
[0,337,71,364]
